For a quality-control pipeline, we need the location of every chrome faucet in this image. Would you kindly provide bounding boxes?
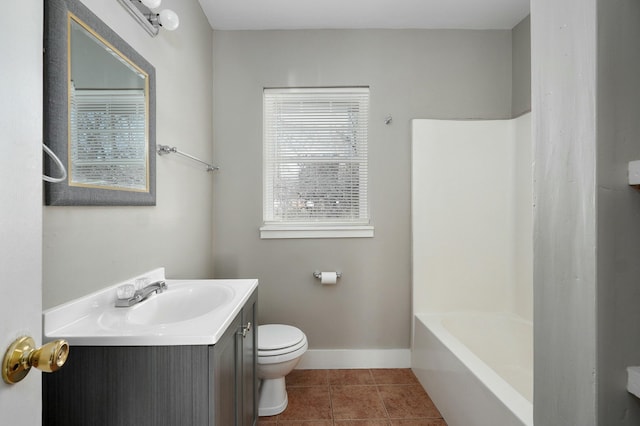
[115,280,168,307]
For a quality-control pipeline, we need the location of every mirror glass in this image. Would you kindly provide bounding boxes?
[69,17,149,192]
[44,0,156,206]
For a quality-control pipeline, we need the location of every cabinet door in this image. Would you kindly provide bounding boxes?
[240,292,257,425]
[212,311,241,426]
[211,288,257,426]
[44,346,210,426]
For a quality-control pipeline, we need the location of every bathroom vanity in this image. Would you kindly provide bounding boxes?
[42,269,258,426]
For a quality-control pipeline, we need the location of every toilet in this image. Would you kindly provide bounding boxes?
[257,324,308,416]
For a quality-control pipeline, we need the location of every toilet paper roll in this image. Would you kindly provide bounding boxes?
[320,272,338,285]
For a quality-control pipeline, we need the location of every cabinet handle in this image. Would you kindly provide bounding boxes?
[241,322,252,338]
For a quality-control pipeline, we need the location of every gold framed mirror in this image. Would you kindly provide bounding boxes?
[45,0,156,205]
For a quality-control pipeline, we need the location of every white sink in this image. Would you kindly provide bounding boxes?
[44,268,258,346]
[99,283,235,329]
[129,285,234,325]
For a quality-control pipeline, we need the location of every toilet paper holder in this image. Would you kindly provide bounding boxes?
[313,271,342,279]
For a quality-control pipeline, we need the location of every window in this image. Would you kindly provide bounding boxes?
[261,87,373,239]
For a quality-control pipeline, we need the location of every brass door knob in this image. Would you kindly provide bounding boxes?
[2,336,69,384]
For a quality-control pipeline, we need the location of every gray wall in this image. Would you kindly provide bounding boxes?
[512,15,531,117]
[212,29,516,349]
[532,0,598,424]
[597,0,640,423]
[43,0,215,308]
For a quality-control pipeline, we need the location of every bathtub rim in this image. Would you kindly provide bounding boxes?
[413,312,533,426]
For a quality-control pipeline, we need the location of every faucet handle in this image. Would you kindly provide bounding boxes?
[116,284,135,299]
[134,277,151,291]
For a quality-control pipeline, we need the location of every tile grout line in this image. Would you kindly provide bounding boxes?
[326,369,335,426]
[328,371,335,426]
[369,368,392,423]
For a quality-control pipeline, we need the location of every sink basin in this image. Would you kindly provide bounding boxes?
[128,285,234,325]
[99,283,235,330]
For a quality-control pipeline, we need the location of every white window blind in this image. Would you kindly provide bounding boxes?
[262,87,371,238]
[70,86,147,191]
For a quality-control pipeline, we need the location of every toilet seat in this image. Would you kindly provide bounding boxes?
[258,324,308,358]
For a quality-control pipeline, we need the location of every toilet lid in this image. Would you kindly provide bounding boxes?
[258,324,306,352]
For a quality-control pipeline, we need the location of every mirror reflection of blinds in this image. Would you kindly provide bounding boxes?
[263,88,369,225]
[70,85,147,190]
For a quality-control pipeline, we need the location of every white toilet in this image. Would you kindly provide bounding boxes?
[257,324,308,416]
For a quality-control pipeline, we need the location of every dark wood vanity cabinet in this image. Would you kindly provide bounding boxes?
[43,289,258,426]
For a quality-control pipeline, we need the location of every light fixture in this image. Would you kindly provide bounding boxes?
[140,0,161,8]
[117,0,180,37]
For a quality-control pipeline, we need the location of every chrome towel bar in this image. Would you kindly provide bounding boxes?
[157,145,219,172]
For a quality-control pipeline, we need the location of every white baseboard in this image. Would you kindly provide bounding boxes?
[295,349,411,369]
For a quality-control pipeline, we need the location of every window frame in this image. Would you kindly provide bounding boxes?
[260,87,373,239]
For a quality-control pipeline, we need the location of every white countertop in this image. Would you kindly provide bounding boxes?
[44,268,258,346]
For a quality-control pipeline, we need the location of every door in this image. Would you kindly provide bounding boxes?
[0,0,44,424]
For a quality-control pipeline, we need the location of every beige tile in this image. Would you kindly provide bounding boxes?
[378,385,442,419]
[278,386,332,421]
[287,369,329,387]
[331,385,387,420]
[370,369,419,385]
[329,369,375,385]
[258,369,446,425]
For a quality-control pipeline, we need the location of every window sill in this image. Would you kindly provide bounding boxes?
[260,225,374,239]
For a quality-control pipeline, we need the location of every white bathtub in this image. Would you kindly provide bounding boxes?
[411,312,533,426]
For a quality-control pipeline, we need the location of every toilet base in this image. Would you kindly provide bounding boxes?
[258,377,288,416]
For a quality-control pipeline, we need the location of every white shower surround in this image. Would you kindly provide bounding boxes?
[410,113,533,426]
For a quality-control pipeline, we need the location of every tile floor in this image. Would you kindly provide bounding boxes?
[258,368,448,426]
